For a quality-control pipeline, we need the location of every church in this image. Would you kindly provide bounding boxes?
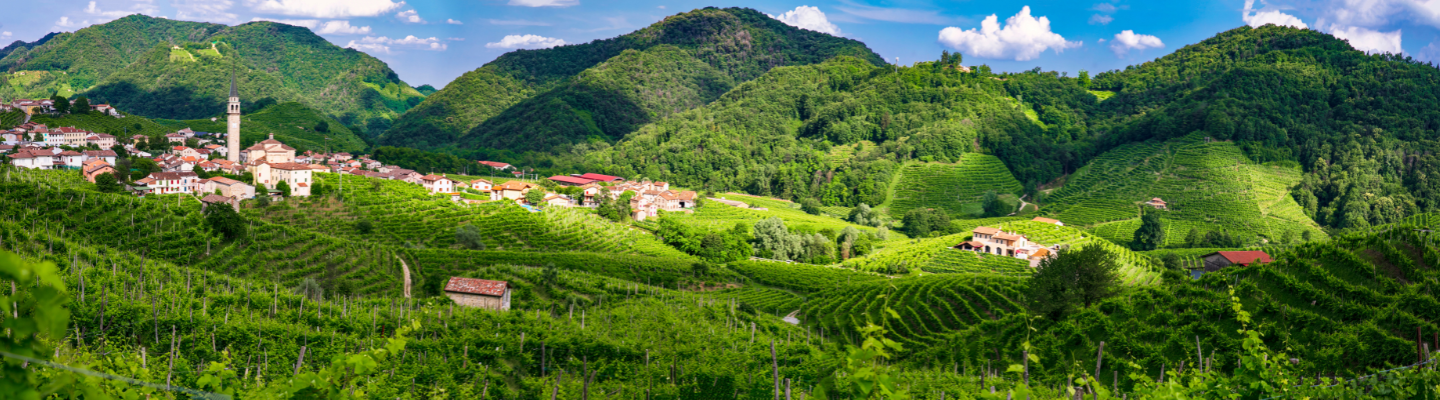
[227,74,312,197]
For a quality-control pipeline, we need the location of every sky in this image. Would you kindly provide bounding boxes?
[5,0,1440,88]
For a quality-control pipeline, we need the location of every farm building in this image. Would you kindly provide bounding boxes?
[1145,197,1168,209]
[443,277,512,311]
[1200,251,1271,272]
[577,173,624,182]
[548,175,597,186]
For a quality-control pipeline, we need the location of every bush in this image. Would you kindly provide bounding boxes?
[455,224,485,250]
[294,278,324,301]
[848,203,882,227]
[901,208,951,237]
[94,172,120,193]
[1029,244,1121,320]
[801,198,823,215]
[355,219,374,235]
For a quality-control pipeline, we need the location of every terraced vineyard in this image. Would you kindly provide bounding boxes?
[0,110,24,128]
[1040,133,1326,247]
[259,174,691,259]
[885,153,1025,219]
[802,274,1029,348]
[669,192,902,241]
[921,249,1030,276]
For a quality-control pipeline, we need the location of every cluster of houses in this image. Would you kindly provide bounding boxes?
[2,123,117,148]
[0,99,121,116]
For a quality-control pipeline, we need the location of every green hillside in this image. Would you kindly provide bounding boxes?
[0,15,422,132]
[1042,132,1326,247]
[381,6,887,151]
[885,154,1025,218]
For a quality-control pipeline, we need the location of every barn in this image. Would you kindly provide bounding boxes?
[443,277,512,311]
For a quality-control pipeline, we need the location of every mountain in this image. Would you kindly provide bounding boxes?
[0,15,424,133]
[379,7,886,151]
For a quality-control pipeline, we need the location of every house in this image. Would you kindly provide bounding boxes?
[131,134,149,145]
[548,175,596,186]
[659,190,699,211]
[86,134,117,149]
[494,180,539,201]
[200,194,239,212]
[1031,217,1063,226]
[478,160,513,170]
[968,227,1033,257]
[197,176,255,199]
[81,150,117,165]
[82,160,114,183]
[385,169,421,183]
[469,179,493,192]
[204,144,226,158]
[442,277,511,311]
[144,171,200,195]
[90,104,119,116]
[241,134,296,164]
[1145,197,1168,210]
[254,162,313,196]
[420,174,457,194]
[543,193,573,207]
[579,183,602,207]
[58,151,85,168]
[164,132,187,143]
[578,173,623,183]
[331,152,353,162]
[307,164,331,174]
[1200,251,1271,272]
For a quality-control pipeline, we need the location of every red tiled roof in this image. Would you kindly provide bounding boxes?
[548,175,596,185]
[443,277,508,297]
[577,173,621,182]
[1212,251,1272,265]
[995,232,1023,241]
[478,160,511,169]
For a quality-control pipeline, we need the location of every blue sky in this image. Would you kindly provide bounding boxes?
[6,0,1440,88]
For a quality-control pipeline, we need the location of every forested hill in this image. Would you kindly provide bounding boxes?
[379,6,886,150]
[0,15,424,134]
[1078,25,1440,229]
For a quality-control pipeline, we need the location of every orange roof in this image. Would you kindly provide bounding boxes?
[497,180,537,191]
[973,226,1001,235]
[1032,217,1061,224]
[995,232,1023,241]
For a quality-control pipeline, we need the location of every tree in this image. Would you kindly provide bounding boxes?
[454,224,485,250]
[848,203,881,227]
[185,138,200,148]
[1132,207,1166,250]
[1078,70,1091,88]
[276,180,292,197]
[205,201,246,240]
[355,219,374,235]
[294,278,324,302]
[1185,227,1201,248]
[524,189,545,205]
[980,190,1007,217]
[315,120,329,133]
[51,94,69,114]
[71,96,90,114]
[753,217,804,261]
[130,157,159,178]
[801,198,823,215]
[1029,244,1121,320]
[901,208,950,237]
[93,172,121,193]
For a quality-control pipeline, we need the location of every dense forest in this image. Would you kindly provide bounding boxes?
[380,6,887,150]
[0,15,425,134]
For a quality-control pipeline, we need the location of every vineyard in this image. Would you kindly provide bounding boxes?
[1040,133,1326,247]
[1,109,24,128]
[885,154,1025,219]
[802,274,1030,349]
[668,192,902,240]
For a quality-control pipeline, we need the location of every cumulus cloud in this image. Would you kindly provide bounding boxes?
[54,17,81,29]
[507,0,578,7]
[345,35,447,54]
[1092,3,1119,13]
[488,19,550,26]
[485,34,566,49]
[396,9,425,24]
[446,19,463,25]
[1109,30,1164,57]
[1418,41,1440,62]
[1242,0,1308,29]
[247,0,403,18]
[1089,14,1113,25]
[1,32,11,39]
[1330,25,1403,54]
[316,20,370,34]
[769,6,842,35]
[937,6,1081,61]
[174,0,238,23]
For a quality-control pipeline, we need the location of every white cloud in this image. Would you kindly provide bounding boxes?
[1330,25,1403,53]
[247,0,403,18]
[1092,3,1119,13]
[447,37,464,41]
[1109,30,1164,57]
[769,6,842,35]
[658,5,666,9]
[446,18,463,25]
[1089,14,1113,25]
[488,19,551,26]
[936,6,1081,61]
[54,17,82,29]
[507,0,578,7]
[1418,41,1440,62]
[835,3,950,25]
[396,9,425,24]
[316,20,370,34]
[1242,0,1308,29]
[85,1,138,19]
[347,35,447,53]
[1,32,11,39]
[486,34,566,49]
[174,0,239,24]
[250,17,318,28]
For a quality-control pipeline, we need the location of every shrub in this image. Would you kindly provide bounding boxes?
[455,224,485,250]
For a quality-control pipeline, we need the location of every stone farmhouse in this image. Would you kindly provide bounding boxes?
[443,277,511,311]
[955,225,1059,265]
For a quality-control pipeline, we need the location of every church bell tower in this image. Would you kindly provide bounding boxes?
[226,72,241,163]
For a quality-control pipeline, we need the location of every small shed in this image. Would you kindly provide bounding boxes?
[443,277,512,311]
[1200,251,1271,272]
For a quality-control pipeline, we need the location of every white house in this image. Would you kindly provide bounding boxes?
[82,150,116,165]
[143,171,200,195]
[58,151,85,168]
[7,150,54,169]
[420,174,457,194]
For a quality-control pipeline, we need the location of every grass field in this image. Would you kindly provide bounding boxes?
[884,153,1025,219]
[1039,132,1326,248]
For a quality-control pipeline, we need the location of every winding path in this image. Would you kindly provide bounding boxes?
[395,254,411,298]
